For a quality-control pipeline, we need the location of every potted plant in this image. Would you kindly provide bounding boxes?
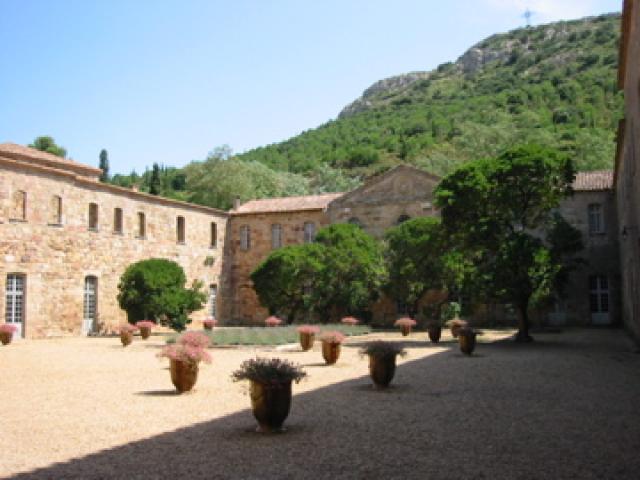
[319,331,345,365]
[135,320,155,339]
[158,332,211,393]
[119,324,138,346]
[447,318,468,338]
[426,320,442,343]
[232,357,307,432]
[360,341,407,388]
[203,317,218,330]
[458,327,477,355]
[340,316,359,326]
[296,325,320,351]
[394,317,417,336]
[265,316,283,327]
[0,324,18,345]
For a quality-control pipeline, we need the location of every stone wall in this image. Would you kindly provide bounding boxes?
[0,159,227,338]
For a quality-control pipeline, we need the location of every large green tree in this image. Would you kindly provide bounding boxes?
[117,259,206,331]
[149,163,161,195]
[435,144,581,341]
[29,136,67,157]
[250,244,324,323]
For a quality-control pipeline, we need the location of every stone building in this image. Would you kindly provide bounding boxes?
[0,143,227,338]
[614,0,640,341]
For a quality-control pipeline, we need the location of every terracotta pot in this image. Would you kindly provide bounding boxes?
[368,354,397,388]
[203,324,213,331]
[450,320,468,338]
[299,332,315,351]
[250,379,292,432]
[428,326,442,344]
[0,331,13,345]
[322,341,341,365]
[400,325,412,336]
[459,330,477,355]
[120,331,133,347]
[170,359,199,393]
[139,326,151,339]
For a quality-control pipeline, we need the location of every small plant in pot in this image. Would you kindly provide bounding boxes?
[119,324,138,346]
[360,341,407,388]
[203,317,218,330]
[158,332,211,393]
[264,316,283,327]
[394,317,417,336]
[340,316,359,326]
[458,327,477,355]
[447,318,468,339]
[0,324,18,345]
[135,320,155,339]
[319,331,345,365]
[296,325,320,351]
[232,357,307,433]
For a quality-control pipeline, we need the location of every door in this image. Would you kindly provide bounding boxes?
[5,274,25,338]
[83,276,98,334]
[589,275,611,325]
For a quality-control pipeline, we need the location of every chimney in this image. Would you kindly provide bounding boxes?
[233,196,241,210]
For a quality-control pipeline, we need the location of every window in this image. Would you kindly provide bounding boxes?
[209,285,217,318]
[210,222,217,248]
[240,225,251,251]
[113,208,123,234]
[303,222,316,243]
[50,195,62,225]
[137,212,146,238]
[589,275,609,313]
[83,276,98,334]
[88,203,99,231]
[588,203,605,234]
[348,217,362,228]
[397,215,411,225]
[271,224,282,249]
[5,274,25,335]
[11,190,26,221]
[176,216,186,244]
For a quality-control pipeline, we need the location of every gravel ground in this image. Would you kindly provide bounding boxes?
[1,328,639,479]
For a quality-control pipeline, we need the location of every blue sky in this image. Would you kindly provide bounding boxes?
[0,0,622,175]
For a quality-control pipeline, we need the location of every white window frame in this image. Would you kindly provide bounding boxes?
[271,224,283,249]
[240,225,251,251]
[209,284,217,318]
[5,274,25,325]
[83,276,98,326]
[588,203,605,234]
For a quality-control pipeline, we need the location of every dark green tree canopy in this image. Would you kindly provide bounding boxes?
[99,149,110,182]
[29,136,67,158]
[117,258,206,331]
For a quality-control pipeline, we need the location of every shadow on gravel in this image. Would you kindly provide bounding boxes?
[11,330,640,480]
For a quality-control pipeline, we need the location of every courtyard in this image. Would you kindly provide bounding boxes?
[1,328,639,479]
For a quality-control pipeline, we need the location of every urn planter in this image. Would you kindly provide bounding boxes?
[458,328,477,355]
[322,341,341,365]
[0,331,13,345]
[368,354,398,388]
[427,326,442,344]
[139,327,151,339]
[449,319,468,339]
[250,380,292,432]
[299,332,315,351]
[120,331,133,347]
[170,359,199,393]
[400,325,411,336]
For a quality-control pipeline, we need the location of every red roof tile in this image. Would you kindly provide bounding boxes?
[0,142,102,175]
[232,193,344,214]
[573,170,613,191]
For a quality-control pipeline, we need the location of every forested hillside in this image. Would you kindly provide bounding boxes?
[112,13,622,210]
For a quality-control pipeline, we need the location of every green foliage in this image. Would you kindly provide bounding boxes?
[99,149,109,182]
[117,259,206,331]
[232,357,307,383]
[149,163,161,195]
[29,136,67,158]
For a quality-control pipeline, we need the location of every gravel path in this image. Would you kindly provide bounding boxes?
[1,328,639,479]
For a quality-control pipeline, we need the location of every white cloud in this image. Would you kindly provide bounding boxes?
[485,0,600,23]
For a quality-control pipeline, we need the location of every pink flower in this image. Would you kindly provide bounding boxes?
[0,324,18,334]
[179,332,210,349]
[157,343,212,364]
[119,324,138,333]
[341,316,360,325]
[296,325,321,334]
[394,317,417,327]
[265,316,283,327]
[320,331,346,344]
[135,321,155,329]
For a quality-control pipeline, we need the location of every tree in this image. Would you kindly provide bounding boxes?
[435,144,581,341]
[250,244,324,323]
[313,224,385,321]
[99,149,109,182]
[149,163,161,195]
[117,259,206,331]
[385,217,449,316]
[29,136,67,157]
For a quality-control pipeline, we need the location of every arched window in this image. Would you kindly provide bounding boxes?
[176,216,186,244]
[271,224,283,249]
[137,212,146,238]
[303,222,316,243]
[88,203,99,230]
[240,225,251,250]
[210,222,217,248]
[397,215,411,225]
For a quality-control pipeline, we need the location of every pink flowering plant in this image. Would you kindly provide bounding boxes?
[0,324,18,334]
[119,323,138,333]
[296,325,320,335]
[179,331,211,349]
[340,316,360,326]
[319,331,346,344]
[394,317,417,327]
[136,321,155,329]
[265,316,283,327]
[158,343,212,365]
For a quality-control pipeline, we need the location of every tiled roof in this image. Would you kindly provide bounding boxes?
[232,193,344,215]
[573,170,613,191]
[0,142,102,175]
